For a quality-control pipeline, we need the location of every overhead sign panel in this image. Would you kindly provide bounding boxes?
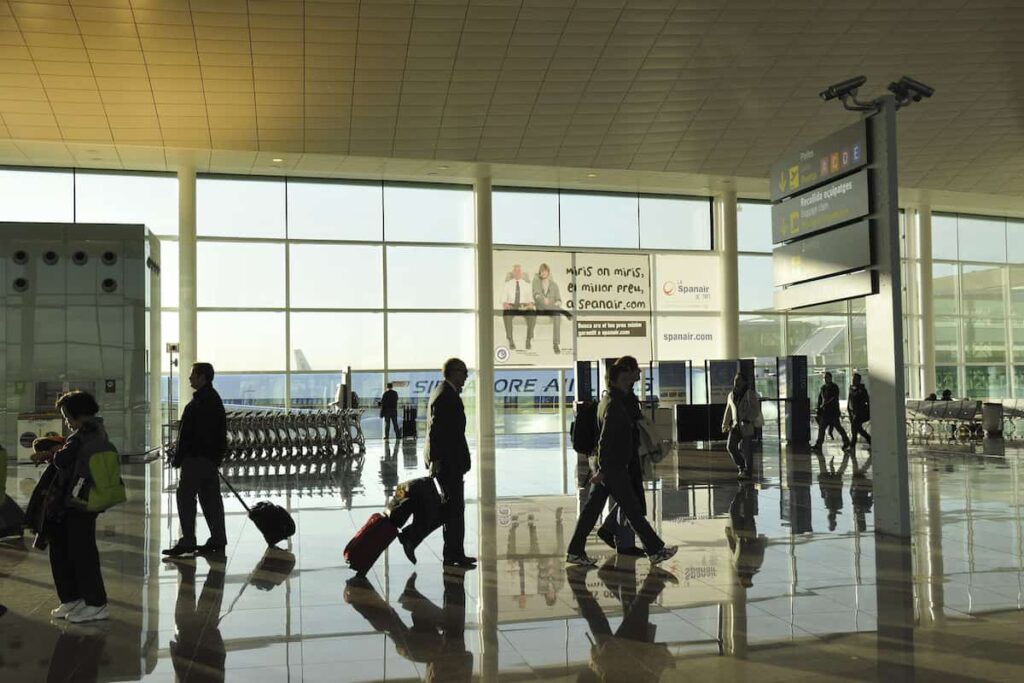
[770,119,868,201]
[771,168,870,244]
[774,269,875,311]
[773,220,872,287]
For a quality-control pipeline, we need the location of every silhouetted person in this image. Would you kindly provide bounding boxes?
[941,389,953,401]
[165,362,228,558]
[926,393,938,401]
[726,483,767,588]
[849,453,874,532]
[169,559,226,682]
[847,373,871,450]
[813,372,850,451]
[722,373,763,479]
[379,383,401,439]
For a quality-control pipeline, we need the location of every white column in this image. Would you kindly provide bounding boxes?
[716,189,740,358]
[917,205,935,396]
[473,173,498,682]
[148,237,162,447]
[178,167,197,417]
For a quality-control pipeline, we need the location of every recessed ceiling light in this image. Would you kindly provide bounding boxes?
[272,157,283,163]
[586,173,598,178]
[437,164,449,170]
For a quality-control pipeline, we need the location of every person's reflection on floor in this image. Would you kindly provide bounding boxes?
[815,451,849,531]
[345,569,473,682]
[167,558,226,683]
[849,453,874,533]
[46,620,109,682]
[339,455,365,510]
[402,438,419,470]
[380,438,401,501]
[566,559,677,682]
[726,482,767,588]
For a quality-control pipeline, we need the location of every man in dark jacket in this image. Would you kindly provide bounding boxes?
[812,372,850,450]
[848,372,872,450]
[164,362,228,558]
[399,358,476,568]
[379,383,401,439]
[566,356,677,567]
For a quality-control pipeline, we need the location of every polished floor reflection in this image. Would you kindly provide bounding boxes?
[3,434,1024,681]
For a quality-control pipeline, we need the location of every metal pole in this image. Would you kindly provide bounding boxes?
[177,167,197,419]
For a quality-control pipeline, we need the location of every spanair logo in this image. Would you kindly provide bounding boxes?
[663,281,676,296]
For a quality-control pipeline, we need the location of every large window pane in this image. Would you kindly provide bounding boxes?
[160,240,179,308]
[198,241,285,308]
[1009,266,1024,318]
[933,263,958,315]
[961,264,1005,317]
[559,192,639,249]
[386,246,474,309]
[493,189,559,246]
[75,172,178,236]
[935,317,960,364]
[289,244,382,308]
[383,184,473,243]
[851,315,867,367]
[214,373,286,408]
[936,365,959,396]
[1007,219,1024,264]
[0,169,73,222]
[387,313,476,369]
[963,317,1006,363]
[289,312,384,370]
[286,180,382,241]
[965,365,1007,398]
[787,315,848,367]
[197,177,286,238]
[1012,320,1024,363]
[739,314,782,358]
[1014,366,1024,398]
[198,311,286,371]
[738,255,774,312]
[639,195,711,250]
[737,201,772,253]
[958,215,1006,263]
[932,213,958,260]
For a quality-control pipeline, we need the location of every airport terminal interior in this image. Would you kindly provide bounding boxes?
[3,2,1024,681]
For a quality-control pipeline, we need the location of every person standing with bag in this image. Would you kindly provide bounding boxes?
[812,372,850,451]
[722,373,763,479]
[45,391,121,623]
[164,362,228,559]
[848,372,872,450]
[378,382,401,440]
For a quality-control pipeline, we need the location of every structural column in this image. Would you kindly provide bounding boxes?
[917,205,936,396]
[178,167,197,418]
[473,173,499,682]
[716,189,740,358]
[148,239,162,445]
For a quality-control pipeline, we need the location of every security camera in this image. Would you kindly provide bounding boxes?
[888,76,935,105]
[819,75,867,102]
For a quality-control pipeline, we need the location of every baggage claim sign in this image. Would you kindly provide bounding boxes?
[769,120,877,310]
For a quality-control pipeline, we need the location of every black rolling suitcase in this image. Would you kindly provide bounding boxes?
[402,406,417,440]
[219,472,295,546]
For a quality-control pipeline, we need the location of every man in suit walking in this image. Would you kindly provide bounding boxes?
[379,382,401,439]
[399,358,477,568]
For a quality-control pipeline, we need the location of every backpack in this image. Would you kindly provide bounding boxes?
[69,447,127,513]
[571,400,600,455]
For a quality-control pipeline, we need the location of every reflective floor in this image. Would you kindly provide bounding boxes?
[3,433,1024,681]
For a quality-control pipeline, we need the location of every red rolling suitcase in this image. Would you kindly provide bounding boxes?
[344,513,398,575]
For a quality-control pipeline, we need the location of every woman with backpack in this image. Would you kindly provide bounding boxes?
[36,391,122,623]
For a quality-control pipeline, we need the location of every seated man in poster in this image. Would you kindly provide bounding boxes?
[502,264,536,350]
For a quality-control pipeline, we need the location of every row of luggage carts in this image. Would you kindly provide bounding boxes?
[223,408,366,463]
[905,399,988,440]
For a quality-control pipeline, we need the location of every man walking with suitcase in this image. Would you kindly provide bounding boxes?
[379,382,401,440]
[164,362,228,558]
[399,358,476,568]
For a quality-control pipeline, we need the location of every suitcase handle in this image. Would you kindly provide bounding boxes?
[218,470,251,514]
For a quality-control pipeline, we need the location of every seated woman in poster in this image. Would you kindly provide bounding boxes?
[532,263,564,354]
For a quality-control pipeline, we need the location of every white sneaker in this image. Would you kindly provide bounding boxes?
[66,603,109,623]
[50,599,83,619]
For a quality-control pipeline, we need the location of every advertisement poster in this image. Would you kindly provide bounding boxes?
[493,250,574,367]
[654,253,721,312]
[655,315,718,366]
[573,252,653,363]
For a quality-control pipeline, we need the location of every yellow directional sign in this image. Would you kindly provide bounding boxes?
[789,165,800,191]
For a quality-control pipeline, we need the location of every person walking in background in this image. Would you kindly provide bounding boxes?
[502,264,536,350]
[378,382,401,440]
[401,358,477,568]
[44,391,114,623]
[812,372,850,451]
[722,373,763,479]
[848,372,872,451]
[565,356,677,567]
[164,362,228,559]
[532,263,564,354]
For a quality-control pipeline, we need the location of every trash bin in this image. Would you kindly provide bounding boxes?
[982,402,1003,437]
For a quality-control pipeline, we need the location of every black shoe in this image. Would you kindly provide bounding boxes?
[399,535,417,564]
[553,344,560,353]
[509,340,517,350]
[617,546,646,557]
[458,555,477,564]
[737,469,751,480]
[162,541,196,557]
[443,558,477,569]
[596,527,616,550]
[196,542,227,557]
